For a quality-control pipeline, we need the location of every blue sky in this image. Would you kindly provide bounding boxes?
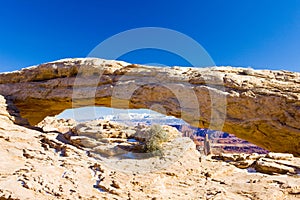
[1,0,300,72]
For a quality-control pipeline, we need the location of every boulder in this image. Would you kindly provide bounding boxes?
[212,153,300,174]
[254,158,296,175]
[266,152,294,160]
[232,160,256,169]
[37,116,77,133]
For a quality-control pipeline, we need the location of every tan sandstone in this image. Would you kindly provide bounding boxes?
[1,95,300,199]
[0,58,299,155]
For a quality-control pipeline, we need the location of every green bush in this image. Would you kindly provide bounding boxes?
[144,124,169,154]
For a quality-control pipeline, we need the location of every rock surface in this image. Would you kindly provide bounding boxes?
[71,120,132,139]
[37,117,76,133]
[0,58,299,155]
[212,153,300,175]
[0,95,300,199]
[0,95,29,126]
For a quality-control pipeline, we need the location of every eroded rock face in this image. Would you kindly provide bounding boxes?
[212,153,300,175]
[0,95,29,126]
[37,116,77,133]
[0,58,299,155]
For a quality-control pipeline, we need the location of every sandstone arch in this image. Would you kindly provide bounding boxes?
[0,58,299,155]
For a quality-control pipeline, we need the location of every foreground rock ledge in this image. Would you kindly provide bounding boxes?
[0,58,299,155]
[1,99,300,199]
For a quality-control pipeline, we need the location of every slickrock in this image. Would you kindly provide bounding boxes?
[255,158,297,175]
[0,58,299,155]
[0,95,300,199]
[212,153,300,175]
[37,116,77,133]
[72,120,131,139]
[266,152,294,160]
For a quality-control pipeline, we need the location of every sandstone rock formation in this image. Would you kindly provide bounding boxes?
[1,95,300,199]
[37,116,76,133]
[0,58,299,155]
[212,152,300,175]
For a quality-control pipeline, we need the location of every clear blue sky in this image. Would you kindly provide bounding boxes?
[1,0,300,72]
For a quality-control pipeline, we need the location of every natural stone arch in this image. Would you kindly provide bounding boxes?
[0,58,299,155]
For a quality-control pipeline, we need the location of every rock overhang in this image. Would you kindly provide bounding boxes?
[0,58,299,156]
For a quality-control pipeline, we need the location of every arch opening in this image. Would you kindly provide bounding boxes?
[38,106,269,156]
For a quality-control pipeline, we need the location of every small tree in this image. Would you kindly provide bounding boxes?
[144,124,169,154]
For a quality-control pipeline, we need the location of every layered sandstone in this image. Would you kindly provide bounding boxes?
[0,58,299,155]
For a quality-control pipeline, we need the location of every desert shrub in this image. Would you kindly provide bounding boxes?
[144,124,169,154]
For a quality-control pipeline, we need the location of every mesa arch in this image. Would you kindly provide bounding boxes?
[0,58,299,156]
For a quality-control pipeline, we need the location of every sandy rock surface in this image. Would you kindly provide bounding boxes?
[37,117,77,133]
[0,95,299,199]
